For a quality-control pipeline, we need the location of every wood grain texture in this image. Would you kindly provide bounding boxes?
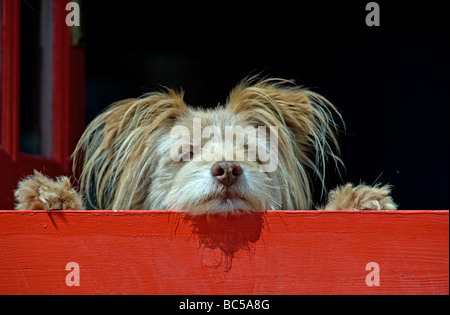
[0,210,448,295]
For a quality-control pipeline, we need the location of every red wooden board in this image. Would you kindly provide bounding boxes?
[0,210,448,295]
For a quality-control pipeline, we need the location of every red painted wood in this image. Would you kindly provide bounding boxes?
[0,0,86,208]
[0,0,21,160]
[52,0,85,172]
[0,210,447,295]
[68,46,86,161]
[0,0,22,209]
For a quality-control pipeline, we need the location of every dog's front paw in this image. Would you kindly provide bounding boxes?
[324,183,397,210]
[14,170,85,210]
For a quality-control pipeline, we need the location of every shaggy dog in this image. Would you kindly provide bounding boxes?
[14,77,396,213]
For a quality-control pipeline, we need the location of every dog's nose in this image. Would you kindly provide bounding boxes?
[211,161,243,187]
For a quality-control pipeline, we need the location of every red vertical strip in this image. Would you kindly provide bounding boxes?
[52,0,85,172]
[0,0,21,160]
[69,46,85,158]
[52,0,71,171]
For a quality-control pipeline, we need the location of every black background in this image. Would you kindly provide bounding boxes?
[82,0,449,209]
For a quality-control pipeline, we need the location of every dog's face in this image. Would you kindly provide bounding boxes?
[148,107,282,215]
[74,77,341,213]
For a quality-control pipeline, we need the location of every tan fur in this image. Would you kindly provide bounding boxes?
[14,77,397,212]
[227,78,343,210]
[72,90,188,210]
[14,170,84,210]
[324,183,397,210]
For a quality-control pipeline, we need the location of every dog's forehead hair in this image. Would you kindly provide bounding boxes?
[176,107,250,131]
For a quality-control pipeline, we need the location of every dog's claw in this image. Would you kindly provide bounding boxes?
[40,196,50,212]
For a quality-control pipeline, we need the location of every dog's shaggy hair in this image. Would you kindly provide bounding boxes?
[14,77,397,213]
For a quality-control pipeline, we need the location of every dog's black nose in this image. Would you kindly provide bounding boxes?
[211,161,243,187]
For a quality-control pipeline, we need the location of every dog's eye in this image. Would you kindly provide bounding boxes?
[177,146,194,162]
[182,151,194,161]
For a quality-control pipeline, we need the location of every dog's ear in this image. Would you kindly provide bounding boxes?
[73,89,188,209]
[227,77,341,155]
[87,89,188,150]
[227,77,343,209]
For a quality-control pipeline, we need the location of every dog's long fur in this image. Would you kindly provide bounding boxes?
[14,77,397,213]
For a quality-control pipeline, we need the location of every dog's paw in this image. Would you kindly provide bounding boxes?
[324,183,397,210]
[14,170,85,210]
